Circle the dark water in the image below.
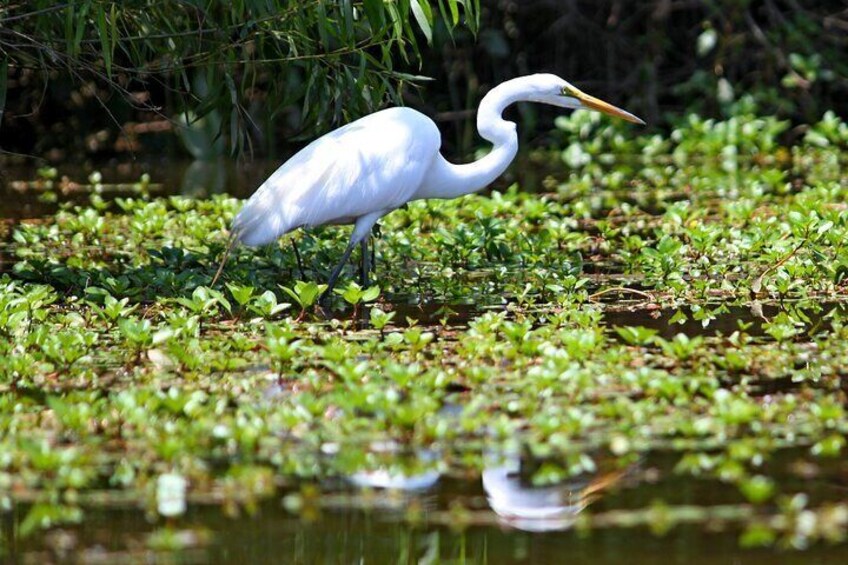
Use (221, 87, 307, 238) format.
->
(0, 158, 279, 220)
(6, 505, 844, 564)
(0, 151, 551, 220)
(4, 450, 846, 563)
(375, 301, 843, 342)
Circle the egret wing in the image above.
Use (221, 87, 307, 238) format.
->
(234, 108, 440, 246)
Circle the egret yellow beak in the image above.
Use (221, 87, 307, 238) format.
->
(572, 88, 645, 125)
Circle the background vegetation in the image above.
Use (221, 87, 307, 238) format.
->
(0, 0, 479, 158)
(1, 1, 846, 162)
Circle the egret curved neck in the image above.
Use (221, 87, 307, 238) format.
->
(416, 80, 526, 200)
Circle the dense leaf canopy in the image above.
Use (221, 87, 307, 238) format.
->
(0, 1, 478, 152)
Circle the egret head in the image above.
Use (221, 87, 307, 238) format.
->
(525, 74, 645, 125)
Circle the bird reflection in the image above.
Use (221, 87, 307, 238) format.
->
(347, 468, 441, 491)
(346, 446, 441, 492)
(483, 455, 626, 532)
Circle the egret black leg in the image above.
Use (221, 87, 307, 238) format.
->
(360, 238, 370, 288)
(320, 240, 357, 304)
(291, 239, 306, 280)
(370, 225, 379, 278)
(320, 212, 382, 306)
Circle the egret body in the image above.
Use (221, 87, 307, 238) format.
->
(219, 74, 643, 300)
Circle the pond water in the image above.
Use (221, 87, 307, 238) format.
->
(0, 151, 555, 219)
(0, 158, 275, 219)
(4, 449, 848, 563)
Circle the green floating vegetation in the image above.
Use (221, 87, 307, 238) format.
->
(2, 111, 848, 553)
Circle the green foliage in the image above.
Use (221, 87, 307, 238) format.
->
(3, 110, 848, 554)
(613, 325, 658, 346)
(334, 282, 380, 306)
(19, 504, 83, 538)
(281, 280, 326, 314)
(248, 290, 291, 319)
(369, 305, 396, 335)
(0, 1, 479, 151)
(175, 286, 231, 318)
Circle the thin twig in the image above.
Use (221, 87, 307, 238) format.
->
(211, 232, 239, 288)
(751, 240, 806, 294)
(0, 3, 68, 24)
(588, 286, 654, 301)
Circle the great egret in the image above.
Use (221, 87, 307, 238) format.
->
(214, 74, 643, 300)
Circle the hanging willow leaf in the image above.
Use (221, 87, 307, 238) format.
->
(0, 0, 481, 151)
(362, 0, 385, 32)
(446, 0, 460, 26)
(411, 0, 434, 44)
(96, 3, 112, 79)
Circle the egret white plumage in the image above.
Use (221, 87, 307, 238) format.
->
(213, 74, 643, 301)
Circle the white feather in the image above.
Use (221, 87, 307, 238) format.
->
(233, 107, 441, 246)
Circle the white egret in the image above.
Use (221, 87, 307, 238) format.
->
(213, 74, 643, 300)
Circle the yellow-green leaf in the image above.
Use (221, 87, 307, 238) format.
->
(96, 5, 112, 79)
(411, 0, 433, 44)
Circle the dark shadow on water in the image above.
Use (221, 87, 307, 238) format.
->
(0, 153, 550, 221)
(603, 301, 846, 340)
(0, 158, 282, 220)
(343, 299, 844, 343)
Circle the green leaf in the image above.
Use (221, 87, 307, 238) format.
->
(410, 0, 433, 44)
(385, 1, 403, 42)
(447, 0, 460, 25)
(341, 0, 354, 40)
(739, 475, 775, 504)
(226, 284, 254, 307)
(281, 281, 324, 310)
(335, 282, 363, 305)
(668, 310, 688, 325)
(362, 0, 385, 31)
(614, 325, 658, 346)
(387, 72, 434, 82)
(315, 1, 330, 50)
(296, 281, 323, 308)
(73, 2, 91, 60)
(280, 285, 302, 308)
(361, 285, 381, 303)
(110, 4, 119, 56)
(96, 4, 112, 79)
(20, 504, 83, 538)
(64, 4, 75, 54)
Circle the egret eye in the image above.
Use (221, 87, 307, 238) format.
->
(561, 86, 573, 96)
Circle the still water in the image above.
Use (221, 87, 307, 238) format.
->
(5, 450, 847, 563)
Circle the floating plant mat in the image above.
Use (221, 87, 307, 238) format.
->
(2, 112, 848, 560)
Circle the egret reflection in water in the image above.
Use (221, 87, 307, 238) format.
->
(346, 445, 441, 492)
(483, 454, 627, 532)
